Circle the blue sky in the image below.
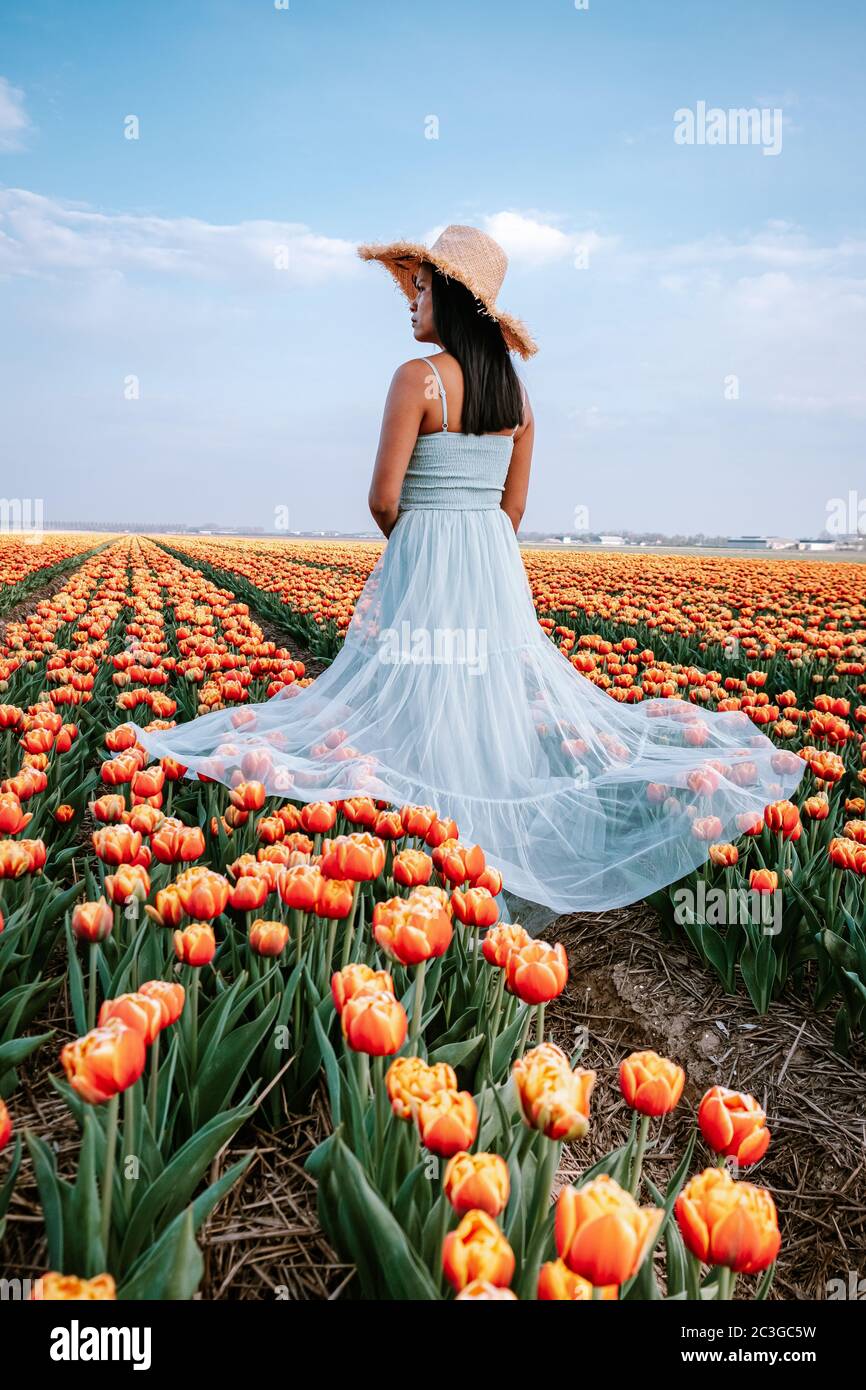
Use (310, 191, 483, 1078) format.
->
(1, 0, 864, 536)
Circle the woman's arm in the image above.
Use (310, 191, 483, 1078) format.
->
(368, 361, 426, 538)
(500, 391, 535, 533)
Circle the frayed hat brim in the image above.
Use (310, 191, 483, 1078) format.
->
(358, 240, 538, 359)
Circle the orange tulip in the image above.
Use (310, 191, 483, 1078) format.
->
(400, 804, 437, 837)
(314, 876, 355, 919)
(104, 863, 151, 906)
(451, 886, 499, 928)
(342, 796, 378, 827)
(249, 918, 289, 957)
(444, 1151, 510, 1218)
(61, 1018, 146, 1104)
(230, 875, 269, 911)
(173, 923, 217, 967)
(392, 848, 433, 887)
(474, 865, 503, 896)
(385, 1056, 457, 1120)
(675, 1167, 781, 1273)
(0, 793, 32, 834)
(331, 963, 394, 1014)
(175, 867, 231, 920)
(373, 810, 404, 840)
(71, 898, 113, 944)
(300, 801, 337, 834)
(505, 940, 568, 1004)
(555, 1175, 663, 1286)
(708, 843, 739, 868)
(749, 868, 779, 894)
(372, 893, 453, 966)
(147, 883, 184, 928)
(138, 978, 185, 1028)
(843, 819, 866, 846)
(513, 1042, 596, 1141)
(764, 799, 801, 841)
(442, 1210, 515, 1292)
(151, 822, 206, 864)
(436, 840, 486, 885)
(92, 824, 142, 865)
(0, 841, 34, 879)
(537, 1260, 617, 1301)
(98, 991, 164, 1046)
(320, 832, 385, 881)
(230, 780, 267, 811)
(278, 863, 322, 911)
(417, 1088, 478, 1157)
(454, 1281, 518, 1300)
(132, 766, 165, 800)
(424, 814, 459, 848)
(482, 921, 530, 967)
(619, 1049, 685, 1116)
(32, 1272, 117, 1301)
(124, 803, 164, 835)
(698, 1087, 770, 1167)
(341, 988, 408, 1055)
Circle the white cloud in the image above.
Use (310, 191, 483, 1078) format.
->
(662, 226, 866, 272)
(0, 77, 31, 152)
(482, 210, 610, 266)
(0, 188, 359, 284)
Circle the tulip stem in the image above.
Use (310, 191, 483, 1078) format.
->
(100, 1093, 120, 1261)
(293, 913, 305, 1048)
(373, 1056, 386, 1166)
(520, 1136, 561, 1299)
(188, 967, 200, 1131)
(87, 941, 99, 1031)
(148, 1031, 160, 1134)
(436, 1195, 452, 1298)
(535, 1003, 545, 1045)
(323, 917, 339, 990)
(517, 1005, 532, 1059)
(629, 1114, 651, 1197)
(122, 1081, 138, 1212)
(487, 968, 506, 1057)
(410, 960, 427, 1052)
(340, 883, 361, 972)
(717, 1266, 736, 1300)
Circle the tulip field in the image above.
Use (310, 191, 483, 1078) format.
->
(0, 531, 864, 1304)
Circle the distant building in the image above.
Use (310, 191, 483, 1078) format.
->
(598, 534, 626, 546)
(797, 539, 836, 551)
(726, 536, 767, 548)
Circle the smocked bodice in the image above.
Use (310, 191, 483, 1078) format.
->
(399, 432, 513, 512)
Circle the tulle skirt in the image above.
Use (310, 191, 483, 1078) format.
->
(128, 508, 805, 920)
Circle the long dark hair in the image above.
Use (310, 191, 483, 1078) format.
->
(428, 265, 524, 435)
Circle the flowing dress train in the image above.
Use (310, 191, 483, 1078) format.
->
(128, 362, 805, 923)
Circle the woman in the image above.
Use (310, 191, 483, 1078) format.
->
(128, 224, 803, 923)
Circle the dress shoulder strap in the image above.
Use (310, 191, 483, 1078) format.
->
(424, 357, 448, 432)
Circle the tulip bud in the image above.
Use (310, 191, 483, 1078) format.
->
(71, 898, 113, 944)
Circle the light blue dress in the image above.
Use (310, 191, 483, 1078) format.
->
(129, 359, 804, 920)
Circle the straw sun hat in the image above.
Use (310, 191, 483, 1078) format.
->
(358, 223, 538, 359)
